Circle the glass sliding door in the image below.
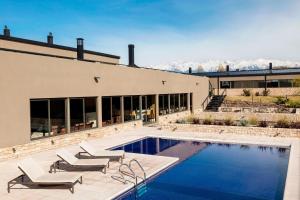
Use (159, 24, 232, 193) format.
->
(142, 95, 156, 123)
(84, 97, 97, 129)
(30, 100, 49, 139)
(132, 96, 141, 120)
(112, 96, 121, 124)
(159, 94, 169, 115)
(70, 98, 84, 132)
(50, 99, 66, 135)
(180, 93, 188, 111)
(102, 97, 112, 126)
(124, 96, 132, 122)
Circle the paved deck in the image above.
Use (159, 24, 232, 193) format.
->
(0, 127, 299, 200)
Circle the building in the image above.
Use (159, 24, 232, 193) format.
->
(0, 26, 208, 148)
(195, 63, 300, 96)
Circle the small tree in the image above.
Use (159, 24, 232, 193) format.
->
(292, 76, 300, 87)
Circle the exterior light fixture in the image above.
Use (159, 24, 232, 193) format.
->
(94, 76, 100, 83)
(196, 82, 199, 85)
(162, 80, 166, 85)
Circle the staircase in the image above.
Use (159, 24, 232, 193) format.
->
(205, 95, 225, 112)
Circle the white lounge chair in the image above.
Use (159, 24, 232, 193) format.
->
(79, 140, 125, 163)
(55, 149, 109, 174)
(8, 157, 82, 193)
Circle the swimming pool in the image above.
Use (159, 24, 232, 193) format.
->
(112, 137, 290, 200)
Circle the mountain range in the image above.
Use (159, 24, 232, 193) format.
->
(147, 59, 300, 73)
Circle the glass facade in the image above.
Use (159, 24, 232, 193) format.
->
(220, 79, 297, 89)
(30, 97, 97, 139)
(30, 93, 192, 139)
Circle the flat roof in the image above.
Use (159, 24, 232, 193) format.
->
(194, 67, 300, 77)
(0, 35, 120, 59)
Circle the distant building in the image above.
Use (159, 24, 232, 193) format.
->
(195, 64, 300, 96)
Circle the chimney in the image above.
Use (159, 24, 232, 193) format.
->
(188, 67, 192, 74)
(77, 38, 84, 60)
(47, 32, 53, 44)
(3, 25, 10, 37)
(128, 44, 135, 66)
(226, 65, 230, 72)
(269, 62, 272, 70)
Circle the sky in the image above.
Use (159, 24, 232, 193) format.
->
(0, 0, 299, 66)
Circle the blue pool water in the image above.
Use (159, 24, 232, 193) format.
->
(112, 138, 290, 200)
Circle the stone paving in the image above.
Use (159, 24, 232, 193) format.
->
(0, 127, 299, 200)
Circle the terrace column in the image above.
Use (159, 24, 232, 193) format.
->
(168, 94, 171, 114)
(120, 96, 124, 123)
(97, 97, 102, 127)
(178, 94, 181, 111)
(139, 95, 143, 120)
(264, 75, 267, 91)
(217, 76, 220, 95)
(187, 93, 191, 113)
(65, 98, 71, 133)
(155, 94, 159, 123)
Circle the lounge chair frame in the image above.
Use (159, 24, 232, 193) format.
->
(8, 168, 82, 194)
(52, 156, 109, 174)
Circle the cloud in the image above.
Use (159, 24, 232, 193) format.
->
(88, 0, 300, 67)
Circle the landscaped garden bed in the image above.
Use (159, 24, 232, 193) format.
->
(175, 115, 300, 129)
(220, 95, 300, 113)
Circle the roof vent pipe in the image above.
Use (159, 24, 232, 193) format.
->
(47, 32, 53, 44)
(128, 44, 135, 66)
(269, 62, 272, 70)
(3, 25, 10, 37)
(77, 38, 84, 60)
(188, 67, 192, 74)
(226, 65, 230, 72)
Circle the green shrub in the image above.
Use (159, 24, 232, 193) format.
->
(290, 121, 300, 129)
(274, 96, 288, 105)
(239, 119, 248, 126)
(258, 120, 268, 127)
(186, 115, 195, 123)
(242, 89, 251, 96)
(248, 116, 258, 126)
(274, 117, 290, 128)
(214, 120, 224, 125)
(286, 100, 300, 108)
(175, 119, 185, 124)
(192, 118, 200, 124)
(203, 115, 213, 125)
(224, 116, 234, 126)
(262, 89, 270, 96)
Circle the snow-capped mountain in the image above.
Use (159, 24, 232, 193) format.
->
(147, 59, 300, 73)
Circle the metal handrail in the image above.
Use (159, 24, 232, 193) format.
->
(119, 163, 136, 180)
(129, 159, 146, 182)
(118, 159, 146, 186)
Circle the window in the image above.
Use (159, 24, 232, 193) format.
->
(180, 94, 188, 111)
(124, 96, 141, 122)
(84, 97, 97, 129)
(159, 94, 169, 115)
(31, 97, 97, 139)
(50, 99, 66, 135)
(30, 100, 49, 139)
(102, 96, 121, 126)
(220, 81, 230, 88)
(70, 98, 84, 132)
(102, 97, 111, 126)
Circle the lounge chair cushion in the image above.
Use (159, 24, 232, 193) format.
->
(79, 141, 125, 157)
(18, 157, 46, 181)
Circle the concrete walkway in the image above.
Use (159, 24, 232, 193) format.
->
(0, 127, 298, 200)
